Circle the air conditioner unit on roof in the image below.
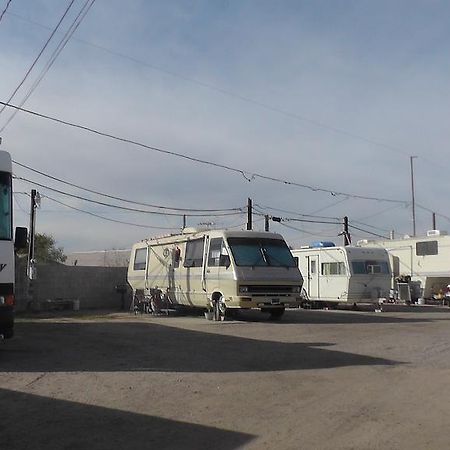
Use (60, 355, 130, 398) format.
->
(427, 230, 448, 237)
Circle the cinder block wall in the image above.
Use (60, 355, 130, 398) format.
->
(15, 260, 130, 312)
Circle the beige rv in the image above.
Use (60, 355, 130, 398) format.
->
(127, 228, 303, 319)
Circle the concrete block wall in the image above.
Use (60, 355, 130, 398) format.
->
(15, 259, 131, 312)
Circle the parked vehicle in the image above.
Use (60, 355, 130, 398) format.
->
(127, 228, 303, 319)
(358, 230, 450, 300)
(0, 151, 27, 340)
(292, 242, 391, 307)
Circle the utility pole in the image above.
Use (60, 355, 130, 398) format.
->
(264, 215, 269, 232)
(27, 189, 39, 280)
(432, 212, 436, 230)
(247, 197, 252, 230)
(342, 216, 351, 246)
(410, 156, 417, 236)
(182, 214, 186, 229)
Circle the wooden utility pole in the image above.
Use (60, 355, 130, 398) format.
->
(27, 189, 38, 279)
(343, 216, 351, 246)
(247, 198, 252, 230)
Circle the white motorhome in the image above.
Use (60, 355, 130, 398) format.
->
(0, 151, 27, 339)
(292, 243, 391, 306)
(127, 228, 303, 319)
(358, 231, 450, 299)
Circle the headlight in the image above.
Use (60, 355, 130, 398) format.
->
(239, 286, 249, 293)
(292, 286, 301, 293)
(0, 296, 4, 305)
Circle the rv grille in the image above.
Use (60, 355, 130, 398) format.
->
(246, 285, 293, 295)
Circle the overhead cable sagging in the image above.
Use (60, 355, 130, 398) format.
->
(1, 100, 408, 205)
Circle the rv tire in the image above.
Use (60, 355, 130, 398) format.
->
(269, 308, 285, 320)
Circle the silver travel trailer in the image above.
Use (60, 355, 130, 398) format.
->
(358, 230, 450, 300)
(127, 228, 303, 319)
(292, 242, 391, 306)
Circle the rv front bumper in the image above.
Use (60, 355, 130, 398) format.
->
(226, 295, 302, 309)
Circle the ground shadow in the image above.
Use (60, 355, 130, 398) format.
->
(0, 320, 399, 373)
(232, 307, 447, 324)
(0, 388, 254, 450)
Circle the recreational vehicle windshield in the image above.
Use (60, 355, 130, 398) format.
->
(127, 229, 303, 319)
(292, 244, 390, 305)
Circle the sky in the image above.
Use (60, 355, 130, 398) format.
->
(1, 0, 450, 253)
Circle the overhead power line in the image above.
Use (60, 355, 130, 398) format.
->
(348, 223, 388, 239)
(1, 100, 408, 205)
(42, 194, 179, 230)
(12, 159, 242, 213)
(14, 175, 244, 218)
(0, 10, 412, 159)
(254, 202, 339, 221)
(5, 10, 448, 175)
(0, 0, 12, 24)
(0, 0, 96, 132)
(0, 0, 76, 118)
(416, 203, 450, 225)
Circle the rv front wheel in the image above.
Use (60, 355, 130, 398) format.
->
(269, 308, 285, 320)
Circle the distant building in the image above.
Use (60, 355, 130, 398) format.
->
(64, 249, 130, 267)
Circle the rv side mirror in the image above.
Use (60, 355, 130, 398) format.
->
(14, 227, 28, 251)
(293, 256, 299, 266)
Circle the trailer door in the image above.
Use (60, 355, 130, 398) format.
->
(307, 255, 320, 299)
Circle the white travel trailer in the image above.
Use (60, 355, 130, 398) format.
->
(358, 231, 450, 299)
(292, 243, 391, 306)
(0, 151, 27, 339)
(127, 228, 303, 319)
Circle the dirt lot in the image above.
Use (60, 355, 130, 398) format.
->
(1, 305, 450, 450)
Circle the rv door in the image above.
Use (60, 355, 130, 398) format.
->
(307, 255, 320, 299)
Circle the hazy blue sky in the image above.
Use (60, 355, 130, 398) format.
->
(1, 0, 449, 252)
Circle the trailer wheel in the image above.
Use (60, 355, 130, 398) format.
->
(269, 308, 285, 320)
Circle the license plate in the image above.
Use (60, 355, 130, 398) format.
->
(271, 299, 280, 305)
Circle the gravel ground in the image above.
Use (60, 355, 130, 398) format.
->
(1, 305, 450, 450)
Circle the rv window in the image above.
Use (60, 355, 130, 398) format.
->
(352, 260, 389, 275)
(133, 248, 147, 271)
(321, 262, 346, 275)
(208, 238, 229, 267)
(184, 239, 204, 268)
(416, 241, 438, 256)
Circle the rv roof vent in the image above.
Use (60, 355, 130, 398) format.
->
(356, 239, 370, 246)
(310, 241, 335, 248)
(427, 229, 448, 237)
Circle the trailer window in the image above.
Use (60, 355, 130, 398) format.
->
(227, 237, 296, 267)
(208, 238, 229, 267)
(133, 248, 147, 271)
(352, 260, 389, 274)
(416, 241, 438, 256)
(321, 262, 346, 275)
(0, 172, 12, 241)
(184, 239, 204, 268)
